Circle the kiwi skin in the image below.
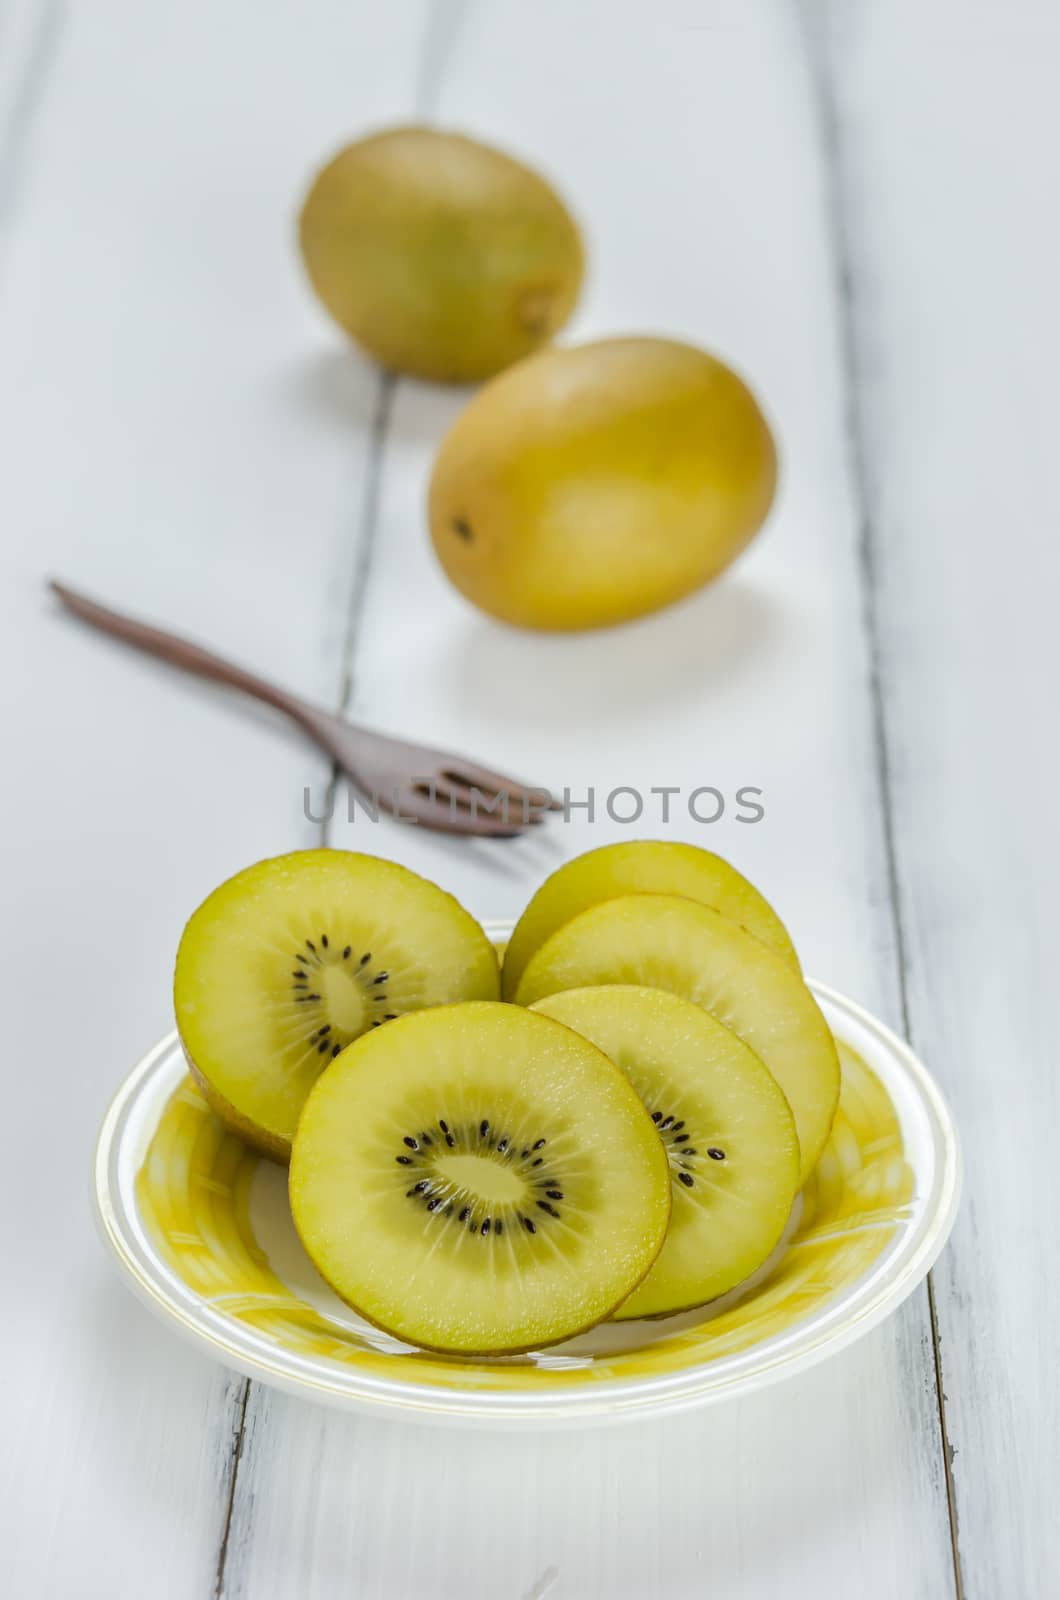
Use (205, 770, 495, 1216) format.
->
(288, 1006, 672, 1357)
(298, 126, 585, 384)
(183, 1054, 292, 1164)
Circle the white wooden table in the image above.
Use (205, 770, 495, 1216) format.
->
(2, 2, 1057, 1594)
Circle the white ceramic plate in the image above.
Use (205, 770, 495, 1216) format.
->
(94, 959, 960, 1427)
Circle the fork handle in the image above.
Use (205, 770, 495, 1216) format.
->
(49, 579, 325, 733)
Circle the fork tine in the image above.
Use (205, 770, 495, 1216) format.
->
(386, 786, 526, 838)
(439, 762, 563, 814)
(430, 778, 547, 829)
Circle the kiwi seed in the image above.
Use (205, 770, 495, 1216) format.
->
(528, 986, 801, 1322)
(649, 1105, 703, 1188)
(290, 935, 395, 1045)
(392, 1117, 567, 1241)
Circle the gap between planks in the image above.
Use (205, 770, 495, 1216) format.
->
(794, 2, 965, 1594)
(211, 6, 466, 1593)
(210, 358, 396, 1600)
(212, 1379, 252, 1600)
(0, 0, 65, 251)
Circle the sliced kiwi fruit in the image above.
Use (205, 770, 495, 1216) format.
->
(501, 841, 799, 1000)
(289, 1002, 671, 1354)
(530, 987, 800, 1318)
(514, 894, 839, 1182)
(174, 850, 499, 1162)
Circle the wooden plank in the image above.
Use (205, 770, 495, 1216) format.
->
(220, 3, 957, 1596)
(816, 2, 1060, 1594)
(0, 3, 425, 1596)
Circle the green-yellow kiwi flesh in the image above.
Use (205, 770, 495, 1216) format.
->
(289, 1003, 671, 1354)
(514, 894, 840, 1183)
(174, 850, 500, 1162)
(502, 840, 800, 999)
(531, 987, 800, 1318)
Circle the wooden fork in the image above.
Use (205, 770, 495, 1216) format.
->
(49, 581, 559, 838)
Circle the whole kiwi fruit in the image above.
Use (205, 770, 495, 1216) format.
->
(298, 126, 585, 384)
(428, 336, 778, 630)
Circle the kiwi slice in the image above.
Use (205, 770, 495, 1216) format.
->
(514, 894, 839, 1182)
(174, 850, 499, 1162)
(531, 987, 800, 1318)
(501, 841, 799, 999)
(289, 1003, 671, 1354)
